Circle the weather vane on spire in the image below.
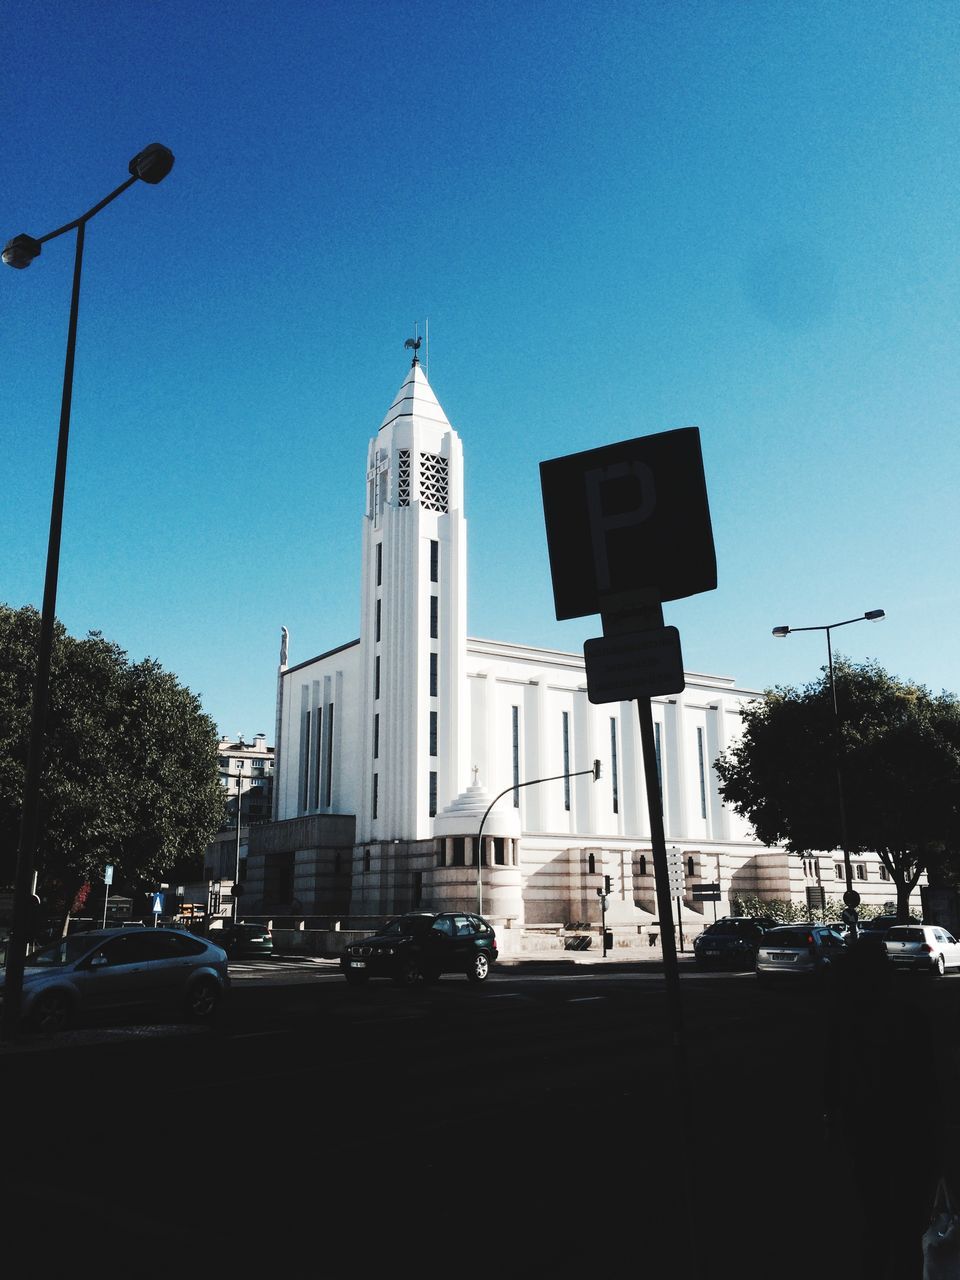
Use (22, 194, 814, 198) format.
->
(404, 335, 422, 366)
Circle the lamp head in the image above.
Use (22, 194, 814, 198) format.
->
(2, 233, 42, 269)
(128, 143, 175, 185)
(864, 609, 885, 621)
(772, 626, 790, 638)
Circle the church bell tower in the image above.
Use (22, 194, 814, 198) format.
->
(355, 347, 469, 844)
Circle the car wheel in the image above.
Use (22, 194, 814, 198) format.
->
(30, 989, 73, 1033)
(184, 977, 221, 1022)
(466, 951, 490, 983)
(393, 958, 423, 987)
(344, 969, 369, 986)
(933, 954, 946, 977)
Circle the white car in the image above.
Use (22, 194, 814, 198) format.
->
(884, 924, 960, 976)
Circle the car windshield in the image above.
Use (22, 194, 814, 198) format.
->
(889, 928, 925, 942)
(381, 916, 436, 937)
(26, 936, 100, 967)
(762, 929, 813, 948)
(704, 921, 758, 937)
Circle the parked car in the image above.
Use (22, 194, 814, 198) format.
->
(340, 911, 498, 986)
(693, 917, 773, 970)
(857, 915, 901, 939)
(4, 926, 230, 1033)
(755, 924, 848, 983)
(884, 924, 960, 976)
(206, 921, 274, 959)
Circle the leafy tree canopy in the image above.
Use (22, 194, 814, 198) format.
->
(0, 604, 225, 918)
(715, 659, 960, 921)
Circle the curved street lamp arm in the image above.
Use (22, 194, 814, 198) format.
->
(475, 762, 601, 915)
(37, 175, 139, 246)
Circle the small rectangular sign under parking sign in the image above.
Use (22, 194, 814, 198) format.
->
(583, 627, 685, 703)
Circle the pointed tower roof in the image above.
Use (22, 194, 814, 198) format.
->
(379, 360, 452, 434)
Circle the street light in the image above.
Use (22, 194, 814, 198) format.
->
(0, 144, 175, 1040)
(475, 760, 601, 916)
(772, 609, 885, 934)
(234, 760, 244, 922)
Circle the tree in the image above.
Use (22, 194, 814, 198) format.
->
(715, 659, 960, 922)
(0, 604, 225, 925)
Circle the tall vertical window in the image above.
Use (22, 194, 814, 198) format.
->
(609, 718, 619, 815)
(313, 707, 323, 808)
(375, 598, 381, 643)
(429, 652, 438, 697)
(562, 711, 571, 810)
(301, 710, 311, 812)
(372, 773, 378, 819)
(654, 721, 663, 804)
(429, 595, 438, 639)
(373, 712, 379, 759)
(374, 656, 380, 700)
(429, 710, 438, 756)
(325, 703, 334, 806)
(429, 771, 438, 817)
(376, 541, 382, 586)
(512, 705, 520, 807)
(430, 539, 439, 582)
(696, 726, 707, 820)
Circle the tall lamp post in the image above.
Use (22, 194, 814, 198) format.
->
(772, 609, 885, 935)
(0, 144, 175, 1040)
(234, 760, 244, 922)
(475, 760, 601, 916)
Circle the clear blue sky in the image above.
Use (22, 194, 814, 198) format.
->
(3, 0, 958, 743)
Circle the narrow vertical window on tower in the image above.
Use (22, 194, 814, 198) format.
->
(562, 711, 571, 811)
(313, 707, 323, 808)
(430, 652, 438, 697)
(374, 656, 381, 700)
(512, 706, 520, 807)
(325, 703, 334, 807)
(375, 598, 381, 643)
(697, 726, 707, 820)
(301, 710, 311, 813)
(372, 773, 379, 819)
(373, 712, 379, 759)
(430, 539, 439, 582)
(429, 771, 438, 817)
(376, 541, 382, 586)
(429, 710, 438, 756)
(610, 717, 619, 815)
(430, 595, 438, 639)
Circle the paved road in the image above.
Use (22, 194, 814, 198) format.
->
(3, 961, 957, 1280)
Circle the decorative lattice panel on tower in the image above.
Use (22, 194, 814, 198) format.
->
(397, 450, 411, 507)
(419, 452, 449, 512)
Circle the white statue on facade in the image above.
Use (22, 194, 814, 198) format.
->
(280, 626, 289, 667)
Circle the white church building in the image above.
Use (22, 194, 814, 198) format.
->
(246, 351, 902, 951)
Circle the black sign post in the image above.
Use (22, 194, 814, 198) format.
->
(541, 426, 717, 1278)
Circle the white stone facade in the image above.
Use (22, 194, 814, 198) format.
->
(263, 357, 917, 936)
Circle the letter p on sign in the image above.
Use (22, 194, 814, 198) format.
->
(540, 427, 717, 621)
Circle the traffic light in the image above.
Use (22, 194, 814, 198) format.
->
(593, 758, 602, 780)
(604, 875, 612, 895)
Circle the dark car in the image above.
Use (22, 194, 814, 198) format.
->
(206, 921, 274, 959)
(340, 911, 498, 986)
(4, 927, 230, 1032)
(693, 917, 772, 970)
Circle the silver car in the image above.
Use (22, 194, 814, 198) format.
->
(884, 924, 960, 976)
(5, 926, 230, 1032)
(756, 924, 848, 983)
